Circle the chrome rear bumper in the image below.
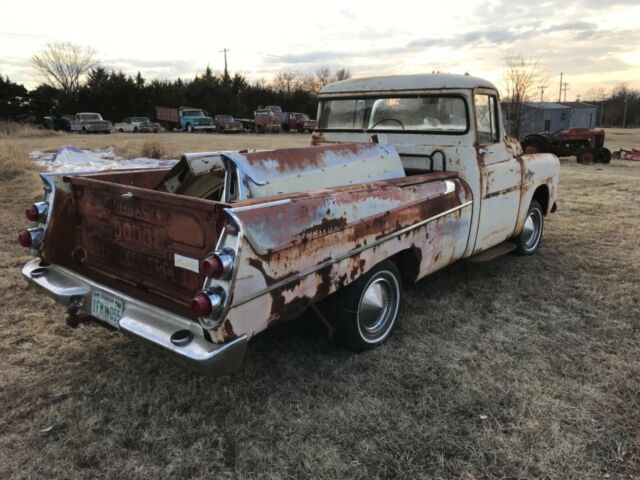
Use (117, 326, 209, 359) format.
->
(21, 259, 246, 375)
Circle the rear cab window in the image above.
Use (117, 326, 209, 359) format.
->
(317, 95, 468, 134)
(474, 93, 500, 144)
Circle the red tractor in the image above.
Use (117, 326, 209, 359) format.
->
(521, 128, 611, 164)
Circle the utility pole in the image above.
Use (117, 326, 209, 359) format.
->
(539, 85, 545, 102)
(600, 94, 605, 126)
(562, 82, 568, 102)
(623, 98, 628, 128)
(220, 48, 230, 78)
(558, 72, 563, 102)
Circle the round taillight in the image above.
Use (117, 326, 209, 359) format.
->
(191, 292, 212, 317)
(26, 205, 40, 222)
(201, 255, 224, 278)
(18, 230, 32, 247)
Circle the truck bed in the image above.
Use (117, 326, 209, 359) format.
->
(41, 165, 459, 319)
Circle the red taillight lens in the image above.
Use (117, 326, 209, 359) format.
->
(26, 205, 40, 221)
(18, 230, 32, 247)
(201, 255, 224, 278)
(191, 292, 212, 316)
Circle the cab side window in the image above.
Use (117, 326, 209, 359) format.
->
(475, 94, 500, 144)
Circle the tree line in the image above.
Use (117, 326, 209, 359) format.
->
(1, 42, 352, 123)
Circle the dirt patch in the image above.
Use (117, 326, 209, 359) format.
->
(0, 131, 638, 478)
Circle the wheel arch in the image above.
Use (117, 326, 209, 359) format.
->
(532, 184, 550, 215)
(389, 247, 422, 287)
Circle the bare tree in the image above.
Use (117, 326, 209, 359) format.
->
(32, 42, 97, 95)
(297, 73, 320, 93)
(315, 67, 331, 88)
(501, 52, 542, 139)
(334, 67, 351, 82)
(273, 71, 298, 94)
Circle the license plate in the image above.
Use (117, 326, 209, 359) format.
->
(91, 290, 123, 327)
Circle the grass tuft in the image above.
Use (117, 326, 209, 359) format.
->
(0, 143, 38, 180)
(0, 121, 60, 138)
(141, 141, 167, 159)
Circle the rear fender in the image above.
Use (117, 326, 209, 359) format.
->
(214, 176, 473, 341)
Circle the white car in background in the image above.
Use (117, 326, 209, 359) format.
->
(113, 117, 160, 133)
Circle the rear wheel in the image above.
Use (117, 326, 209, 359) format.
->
(577, 147, 597, 165)
(513, 200, 544, 255)
(599, 147, 612, 164)
(334, 260, 403, 352)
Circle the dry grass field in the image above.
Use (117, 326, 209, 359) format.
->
(0, 129, 639, 479)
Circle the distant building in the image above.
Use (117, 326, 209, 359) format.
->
(502, 102, 598, 138)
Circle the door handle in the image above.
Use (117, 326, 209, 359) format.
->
(478, 147, 488, 155)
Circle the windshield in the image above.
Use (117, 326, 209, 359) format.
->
(216, 115, 234, 123)
(183, 110, 204, 117)
(294, 113, 309, 120)
(317, 96, 468, 133)
(132, 117, 150, 123)
(78, 113, 101, 121)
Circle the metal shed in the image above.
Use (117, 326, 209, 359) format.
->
(502, 101, 598, 138)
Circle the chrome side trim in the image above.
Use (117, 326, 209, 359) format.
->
(231, 200, 473, 308)
(228, 198, 292, 213)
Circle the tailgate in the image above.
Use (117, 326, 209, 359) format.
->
(67, 176, 227, 306)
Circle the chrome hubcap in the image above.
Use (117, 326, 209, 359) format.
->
(522, 209, 542, 250)
(357, 274, 398, 342)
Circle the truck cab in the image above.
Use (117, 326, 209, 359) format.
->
(312, 73, 559, 255)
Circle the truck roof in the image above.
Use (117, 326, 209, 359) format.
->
(320, 73, 497, 95)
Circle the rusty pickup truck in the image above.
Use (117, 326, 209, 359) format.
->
(20, 74, 559, 375)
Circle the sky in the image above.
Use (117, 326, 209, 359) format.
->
(1, 0, 639, 100)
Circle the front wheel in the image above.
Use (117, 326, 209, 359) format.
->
(334, 260, 403, 352)
(599, 147, 612, 164)
(186, 123, 193, 133)
(513, 200, 544, 255)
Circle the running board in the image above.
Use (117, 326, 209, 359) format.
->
(467, 242, 516, 263)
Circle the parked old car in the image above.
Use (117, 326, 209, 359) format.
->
(19, 74, 559, 375)
(213, 115, 243, 133)
(254, 109, 281, 133)
(155, 106, 215, 132)
(286, 112, 316, 133)
(69, 112, 112, 134)
(113, 117, 161, 133)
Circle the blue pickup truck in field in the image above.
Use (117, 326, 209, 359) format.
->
(155, 106, 215, 132)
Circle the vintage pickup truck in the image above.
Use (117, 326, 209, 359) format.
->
(20, 74, 559, 375)
(155, 106, 215, 133)
(69, 112, 112, 134)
